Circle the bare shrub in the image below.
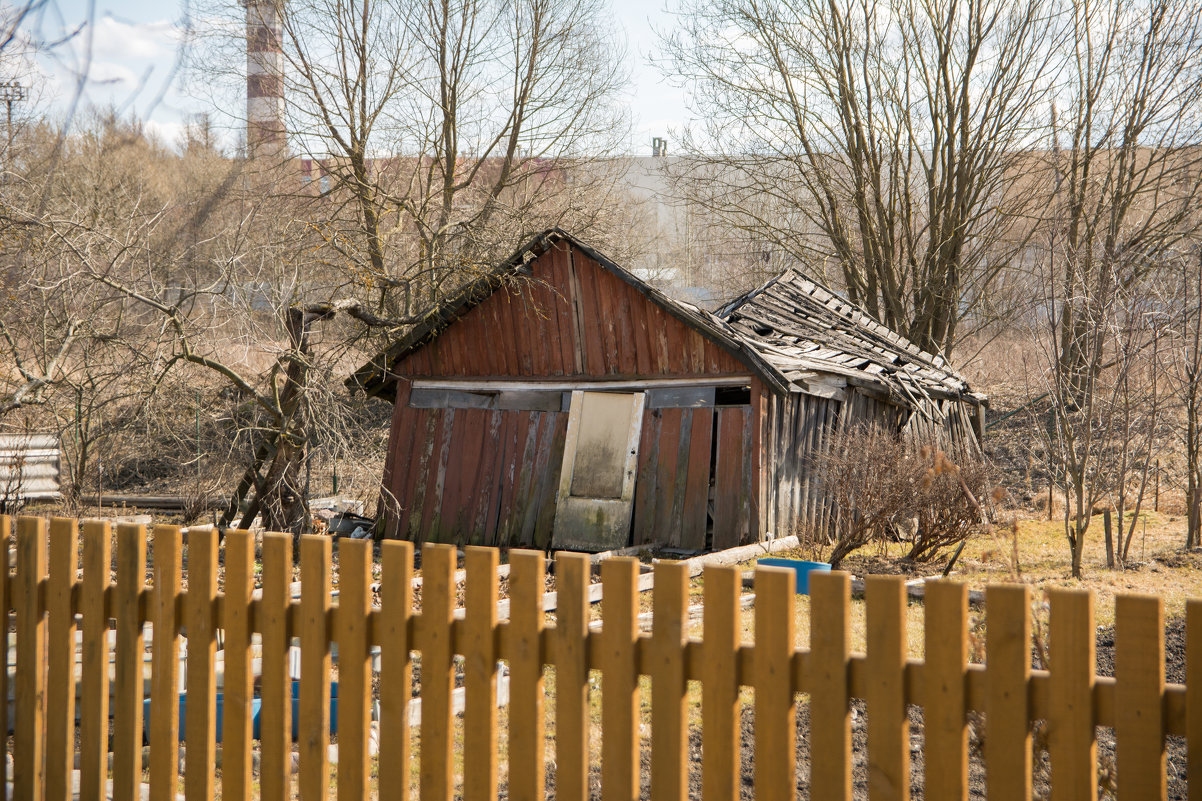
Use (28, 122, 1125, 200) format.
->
(817, 426, 992, 567)
(907, 448, 993, 563)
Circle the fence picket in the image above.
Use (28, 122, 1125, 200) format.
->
(600, 558, 639, 801)
(651, 561, 689, 801)
(865, 575, 909, 801)
(149, 525, 182, 801)
(15, 516, 47, 801)
(113, 524, 147, 801)
(1189, 598, 1202, 801)
(185, 526, 219, 801)
(299, 534, 333, 801)
(223, 530, 255, 801)
(464, 546, 500, 801)
(0, 515, 9, 793)
(811, 570, 852, 801)
(986, 584, 1032, 801)
(78, 520, 111, 801)
(506, 550, 545, 801)
(12, 512, 1202, 801)
(925, 581, 969, 801)
(1048, 588, 1096, 801)
(1115, 594, 1166, 800)
(754, 565, 796, 801)
(554, 552, 591, 801)
(379, 540, 414, 801)
(420, 543, 457, 801)
(337, 538, 373, 801)
(702, 566, 740, 801)
(45, 518, 78, 801)
(259, 533, 293, 801)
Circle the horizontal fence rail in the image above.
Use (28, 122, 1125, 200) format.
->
(2, 514, 1199, 801)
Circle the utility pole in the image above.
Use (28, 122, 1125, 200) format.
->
(0, 81, 27, 154)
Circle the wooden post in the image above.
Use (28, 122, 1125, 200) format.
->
(1187, 599, 1202, 799)
(1104, 509, 1115, 569)
(600, 558, 639, 801)
(753, 565, 796, 801)
(925, 581, 969, 801)
(299, 535, 332, 801)
(865, 575, 909, 801)
(463, 546, 500, 801)
(337, 538, 374, 801)
(1155, 459, 1161, 512)
(112, 524, 147, 801)
(419, 543, 456, 801)
(506, 550, 545, 801)
(15, 516, 47, 801)
(1048, 589, 1096, 801)
(223, 530, 256, 801)
(1116, 594, 1166, 799)
(650, 561, 689, 801)
(811, 571, 853, 801)
(554, 552, 591, 801)
(79, 520, 111, 801)
(702, 565, 741, 801)
(149, 525, 182, 801)
(259, 533, 293, 801)
(0, 515, 9, 793)
(378, 540, 414, 801)
(45, 518, 78, 801)
(185, 527, 219, 801)
(986, 584, 1032, 801)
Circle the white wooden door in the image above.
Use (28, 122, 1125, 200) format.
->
(551, 390, 645, 551)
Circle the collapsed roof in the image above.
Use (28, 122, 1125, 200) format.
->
(716, 270, 985, 407)
(352, 229, 984, 409)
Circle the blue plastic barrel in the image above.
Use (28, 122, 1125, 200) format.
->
(756, 558, 831, 595)
(143, 680, 339, 742)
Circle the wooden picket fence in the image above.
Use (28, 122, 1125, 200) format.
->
(2, 514, 1200, 801)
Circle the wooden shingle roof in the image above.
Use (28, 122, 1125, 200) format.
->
(352, 230, 983, 409)
(716, 270, 984, 406)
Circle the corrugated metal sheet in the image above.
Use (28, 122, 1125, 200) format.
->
(0, 434, 61, 502)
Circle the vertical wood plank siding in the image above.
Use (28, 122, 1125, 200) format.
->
(379, 239, 980, 548)
(381, 240, 757, 548)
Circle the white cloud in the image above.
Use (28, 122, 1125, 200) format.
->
(145, 118, 185, 147)
(88, 15, 182, 63)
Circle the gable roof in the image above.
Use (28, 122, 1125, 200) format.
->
(716, 270, 983, 405)
(350, 229, 789, 397)
(350, 229, 983, 409)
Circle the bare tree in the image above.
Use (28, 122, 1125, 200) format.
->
(658, 0, 1059, 354)
(1033, 0, 1202, 576)
(190, 0, 632, 314)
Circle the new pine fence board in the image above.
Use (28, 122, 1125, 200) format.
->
(3, 513, 1201, 801)
(600, 558, 639, 801)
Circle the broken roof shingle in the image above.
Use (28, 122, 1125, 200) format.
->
(714, 269, 981, 404)
(352, 230, 984, 409)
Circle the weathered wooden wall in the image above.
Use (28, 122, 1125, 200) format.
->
(760, 388, 981, 544)
(382, 381, 569, 546)
(763, 392, 843, 541)
(629, 404, 754, 551)
(381, 240, 759, 548)
(392, 242, 750, 380)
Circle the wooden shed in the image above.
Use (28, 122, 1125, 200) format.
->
(353, 230, 986, 551)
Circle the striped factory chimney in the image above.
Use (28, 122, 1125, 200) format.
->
(244, 0, 286, 157)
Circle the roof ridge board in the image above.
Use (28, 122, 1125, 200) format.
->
(715, 270, 791, 320)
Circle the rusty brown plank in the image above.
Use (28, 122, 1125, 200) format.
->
(681, 407, 713, 550)
(654, 408, 685, 545)
(713, 408, 747, 549)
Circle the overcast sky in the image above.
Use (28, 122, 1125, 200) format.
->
(21, 0, 691, 155)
